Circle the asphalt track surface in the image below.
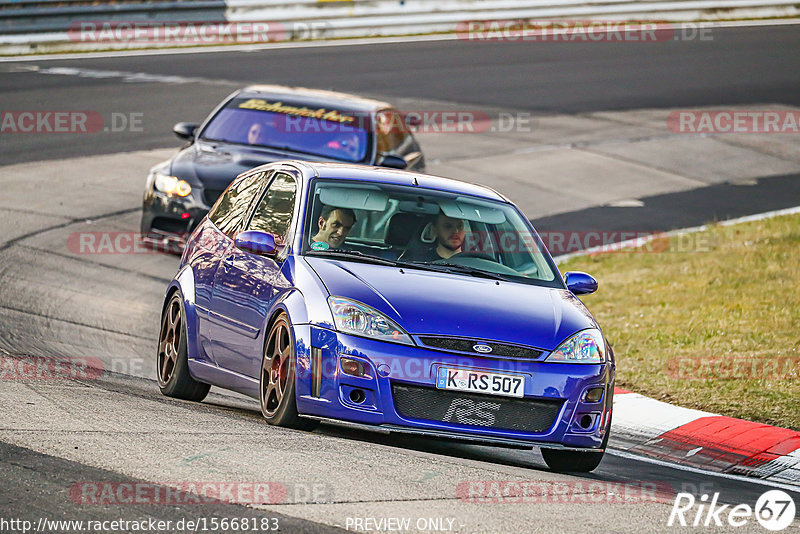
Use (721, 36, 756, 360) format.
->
(2, 24, 800, 165)
(1, 24, 800, 533)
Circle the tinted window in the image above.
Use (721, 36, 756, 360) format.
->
(201, 97, 371, 163)
(247, 173, 297, 245)
(208, 171, 265, 238)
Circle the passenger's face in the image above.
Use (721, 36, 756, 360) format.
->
(317, 210, 355, 248)
(435, 215, 465, 251)
(247, 123, 262, 145)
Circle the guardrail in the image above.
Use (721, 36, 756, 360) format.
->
(1, 0, 798, 54)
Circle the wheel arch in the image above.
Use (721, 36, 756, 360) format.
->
(163, 266, 203, 366)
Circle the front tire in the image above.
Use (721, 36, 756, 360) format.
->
(157, 292, 210, 402)
(541, 416, 610, 473)
(259, 313, 317, 430)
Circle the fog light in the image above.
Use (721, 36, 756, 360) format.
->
(584, 387, 604, 403)
(579, 414, 594, 429)
(349, 389, 366, 404)
(340, 357, 366, 377)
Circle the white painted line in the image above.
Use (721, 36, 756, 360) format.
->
(2, 18, 800, 63)
(0, 33, 458, 63)
(607, 448, 800, 493)
(555, 204, 800, 263)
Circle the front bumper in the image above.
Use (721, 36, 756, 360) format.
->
(294, 326, 614, 450)
(140, 184, 212, 242)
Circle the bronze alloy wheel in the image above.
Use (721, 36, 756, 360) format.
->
(157, 295, 182, 387)
(259, 313, 317, 429)
(156, 292, 210, 402)
(261, 317, 292, 417)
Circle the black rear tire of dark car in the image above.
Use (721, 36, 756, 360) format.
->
(541, 416, 610, 473)
(157, 292, 210, 402)
(259, 313, 318, 431)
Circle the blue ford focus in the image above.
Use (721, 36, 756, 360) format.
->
(157, 160, 615, 472)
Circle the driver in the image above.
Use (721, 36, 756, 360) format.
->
(404, 212, 465, 262)
(311, 205, 356, 249)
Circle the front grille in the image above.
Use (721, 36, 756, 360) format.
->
(419, 337, 543, 360)
(392, 383, 562, 433)
(203, 188, 225, 207)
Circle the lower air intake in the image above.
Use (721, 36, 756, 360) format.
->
(392, 383, 563, 433)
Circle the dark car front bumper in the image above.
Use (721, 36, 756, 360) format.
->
(141, 184, 222, 244)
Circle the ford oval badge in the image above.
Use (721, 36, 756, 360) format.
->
(473, 344, 492, 354)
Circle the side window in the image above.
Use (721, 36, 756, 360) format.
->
(376, 110, 411, 154)
(208, 171, 265, 238)
(247, 173, 297, 245)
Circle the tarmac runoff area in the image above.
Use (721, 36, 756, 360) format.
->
(1, 102, 800, 532)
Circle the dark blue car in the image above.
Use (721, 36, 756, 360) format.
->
(157, 161, 614, 472)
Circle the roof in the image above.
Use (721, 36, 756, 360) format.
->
(238, 85, 392, 113)
(287, 161, 507, 202)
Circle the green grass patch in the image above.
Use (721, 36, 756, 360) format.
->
(559, 213, 800, 429)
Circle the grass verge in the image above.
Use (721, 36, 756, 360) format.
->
(559, 212, 800, 429)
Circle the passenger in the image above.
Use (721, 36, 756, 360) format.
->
(247, 122, 265, 145)
(404, 213, 465, 262)
(311, 205, 356, 249)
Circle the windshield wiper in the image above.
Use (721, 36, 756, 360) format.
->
(305, 249, 400, 267)
(304, 251, 510, 281)
(427, 262, 513, 281)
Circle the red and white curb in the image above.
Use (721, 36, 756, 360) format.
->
(553, 206, 800, 487)
(611, 388, 800, 486)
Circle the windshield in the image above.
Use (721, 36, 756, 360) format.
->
(302, 180, 563, 287)
(201, 97, 371, 163)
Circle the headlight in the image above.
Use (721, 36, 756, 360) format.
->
(153, 172, 192, 197)
(328, 297, 414, 346)
(546, 329, 606, 364)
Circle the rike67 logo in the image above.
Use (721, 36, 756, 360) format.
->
(668, 490, 796, 530)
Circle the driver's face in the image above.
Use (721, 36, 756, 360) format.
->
(435, 215, 465, 251)
(317, 210, 355, 248)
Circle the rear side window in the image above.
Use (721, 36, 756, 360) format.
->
(208, 171, 265, 238)
(247, 173, 297, 245)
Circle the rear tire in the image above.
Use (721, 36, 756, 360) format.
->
(157, 292, 210, 402)
(259, 313, 318, 430)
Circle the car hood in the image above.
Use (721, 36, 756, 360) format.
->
(169, 141, 335, 189)
(304, 257, 598, 350)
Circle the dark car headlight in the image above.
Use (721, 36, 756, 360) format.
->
(545, 328, 606, 364)
(328, 297, 414, 346)
(153, 172, 192, 198)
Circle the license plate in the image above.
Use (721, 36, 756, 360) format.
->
(436, 367, 525, 398)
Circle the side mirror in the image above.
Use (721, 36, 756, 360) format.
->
(235, 231, 278, 256)
(564, 271, 598, 295)
(378, 154, 407, 170)
(173, 122, 198, 141)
